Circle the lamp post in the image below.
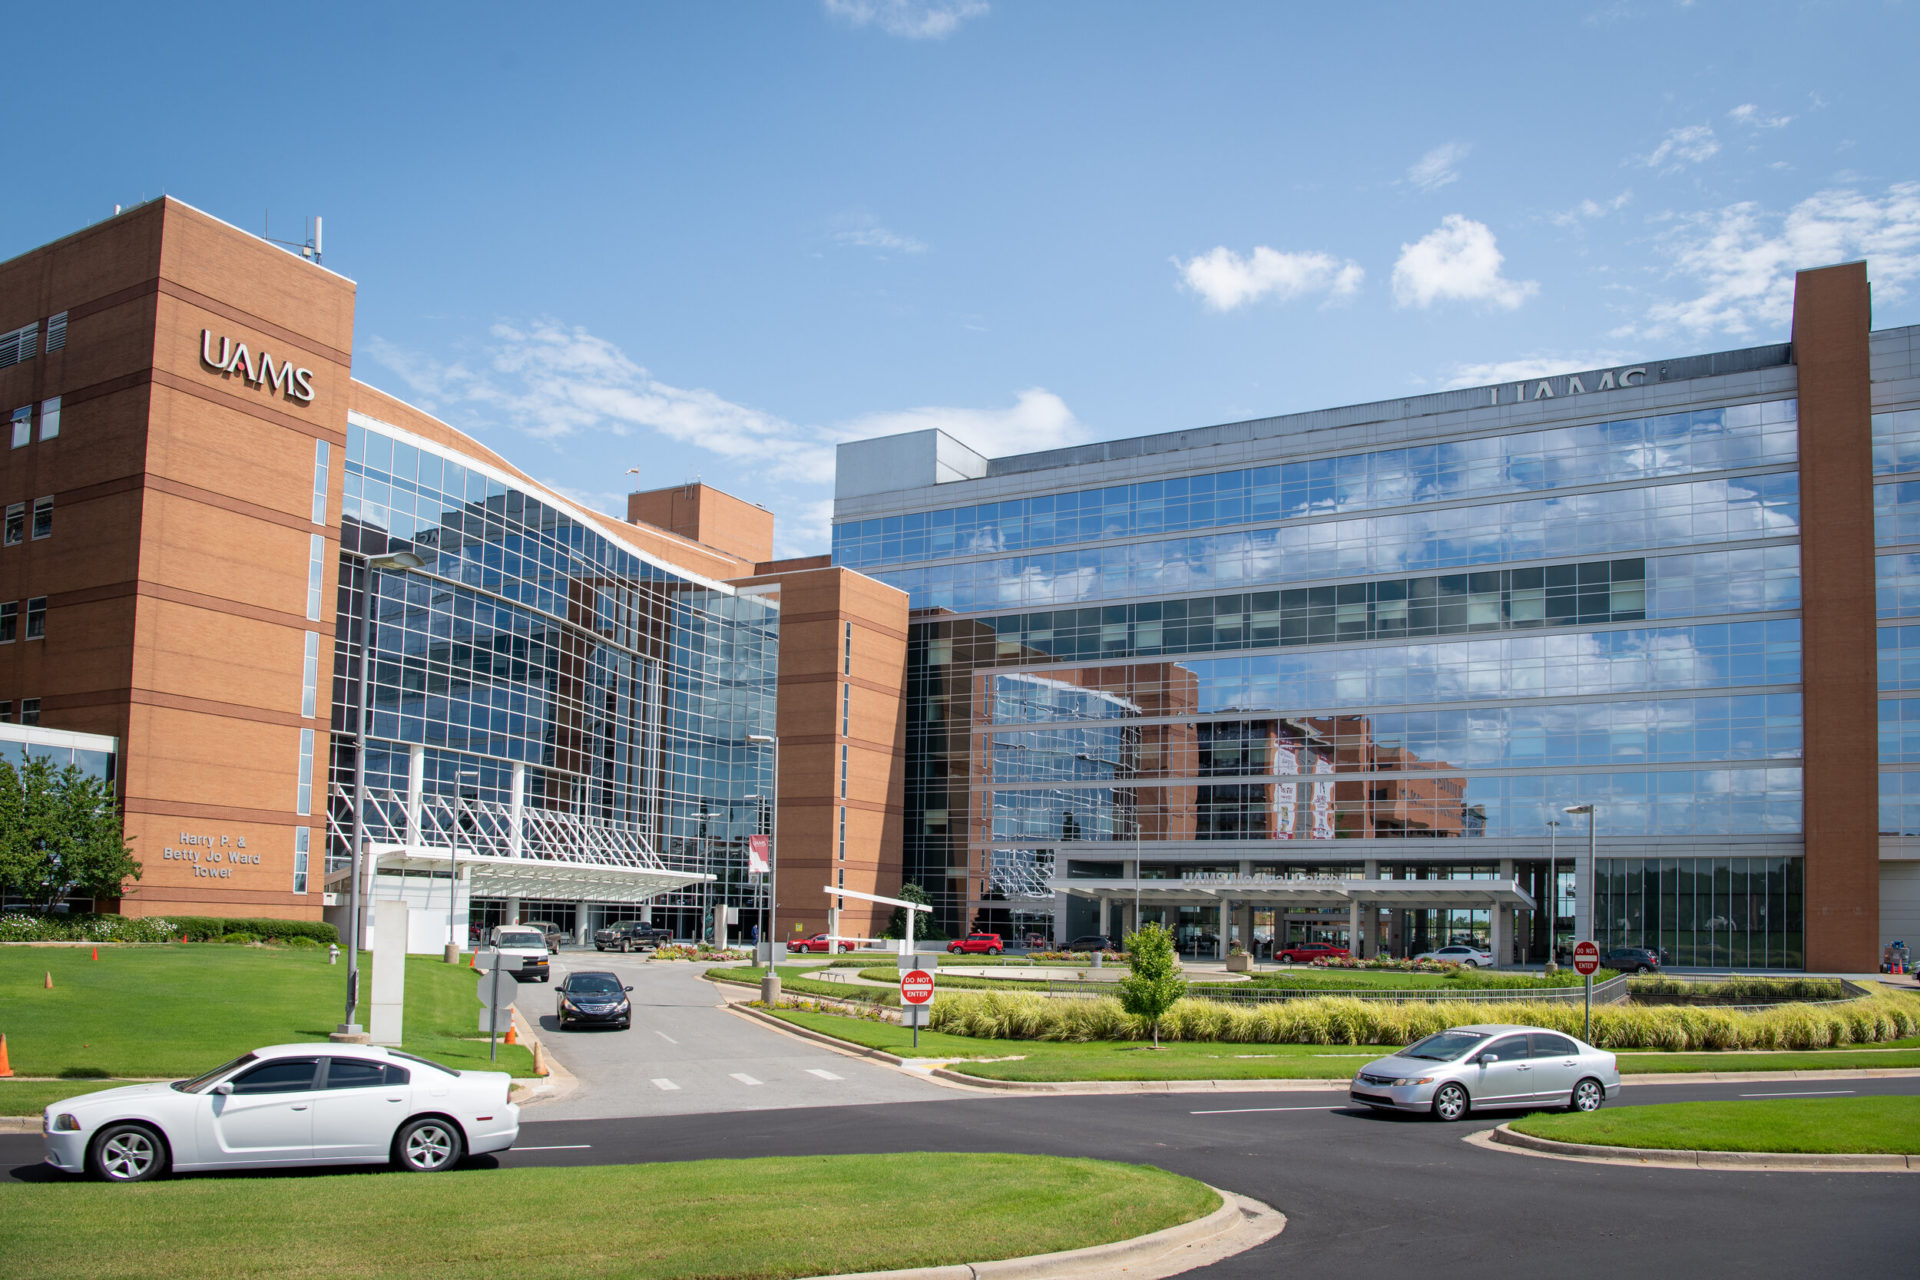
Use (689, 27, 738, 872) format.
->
(336, 549, 424, 1041)
(448, 767, 477, 963)
(747, 732, 779, 1002)
(1563, 803, 1598, 1042)
(1545, 817, 1560, 965)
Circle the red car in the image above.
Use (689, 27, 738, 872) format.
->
(787, 932, 854, 954)
(1274, 942, 1350, 964)
(947, 933, 1005, 955)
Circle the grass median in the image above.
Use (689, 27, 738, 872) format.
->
(770, 1007, 1920, 1083)
(1510, 1096, 1920, 1154)
(0, 1152, 1219, 1280)
(0, 944, 536, 1083)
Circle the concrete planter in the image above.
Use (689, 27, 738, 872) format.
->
(1225, 954, 1251, 972)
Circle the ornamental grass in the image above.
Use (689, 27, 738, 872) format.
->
(924, 990, 1920, 1051)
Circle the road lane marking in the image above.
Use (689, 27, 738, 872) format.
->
(1189, 1105, 1345, 1115)
(651, 1078, 680, 1091)
(731, 1072, 763, 1086)
(654, 1030, 679, 1045)
(513, 1145, 593, 1151)
(1739, 1089, 1856, 1097)
(807, 1068, 843, 1080)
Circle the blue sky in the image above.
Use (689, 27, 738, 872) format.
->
(8, 1, 1918, 554)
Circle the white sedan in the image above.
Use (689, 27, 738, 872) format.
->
(42, 1043, 519, 1182)
(1415, 944, 1496, 968)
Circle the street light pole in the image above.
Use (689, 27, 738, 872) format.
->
(1563, 803, 1597, 1042)
(449, 767, 477, 964)
(748, 733, 779, 998)
(336, 549, 423, 1040)
(1546, 818, 1560, 965)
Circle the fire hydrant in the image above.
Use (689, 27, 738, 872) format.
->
(328, 943, 341, 966)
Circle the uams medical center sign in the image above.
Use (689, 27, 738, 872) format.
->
(199, 330, 317, 404)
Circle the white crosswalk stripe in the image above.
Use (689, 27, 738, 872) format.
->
(651, 1078, 679, 1091)
(730, 1072, 763, 1086)
(807, 1068, 843, 1080)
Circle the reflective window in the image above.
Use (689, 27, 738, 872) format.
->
(3, 504, 19, 545)
(296, 728, 314, 816)
(323, 1057, 405, 1089)
(30, 497, 51, 541)
(312, 438, 332, 526)
(37, 396, 59, 441)
(301, 631, 321, 718)
(1595, 856, 1802, 969)
(292, 827, 309, 895)
(9, 406, 28, 449)
(230, 1058, 319, 1094)
(1874, 408, 1920, 476)
(836, 401, 1798, 573)
(306, 533, 326, 621)
(25, 597, 44, 640)
(1879, 625, 1920, 690)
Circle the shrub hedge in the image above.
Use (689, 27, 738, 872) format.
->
(0, 913, 338, 945)
(1626, 975, 1848, 1002)
(925, 990, 1920, 1051)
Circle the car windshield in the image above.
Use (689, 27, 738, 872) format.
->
(174, 1052, 257, 1093)
(569, 975, 624, 994)
(497, 931, 543, 947)
(1401, 1031, 1491, 1062)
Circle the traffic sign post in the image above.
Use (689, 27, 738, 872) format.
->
(474, 961, 520, 1062)
(1572, 940, 1600, 1041)
(897, 953, 936, 1048)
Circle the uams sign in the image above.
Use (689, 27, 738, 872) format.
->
(1488, 366, 1647, 406)
(199, 330, 316, 404)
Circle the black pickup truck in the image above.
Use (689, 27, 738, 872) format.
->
(594, 920, 674, 952)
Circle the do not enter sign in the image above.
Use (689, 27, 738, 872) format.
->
(1572, 940, 1600, 976)
(900, 968, 936, 1005)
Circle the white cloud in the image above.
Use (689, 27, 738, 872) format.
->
(1728, 103, 1793, 130)
(1408, 142, 1470, 192)
(1620, 181, 1920, 340)
(1442, 351, 1640, 390)
(1551, 190, 1633, 227)
(364, 321, 1084, 554)
(1641, 123, 1719, 172)
(831, 216, 928, 255)
(1175, 246, 1364, 311)
(823, 0, 987, 38)
(1391, 215, 1538, 309)
(832, 388, 1089, 458)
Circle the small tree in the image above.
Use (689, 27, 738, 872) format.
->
(0, 757, 140, 912)
(877, 882, 948, 942)
(1118, 921, 1186, 1049)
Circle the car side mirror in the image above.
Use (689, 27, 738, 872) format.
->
(214, 1082, 234, 1095)
(625, 986, 634, 992)
(1477, 1053, 1499, 1065)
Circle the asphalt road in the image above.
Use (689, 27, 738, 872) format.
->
(519, 954, 948, 1119)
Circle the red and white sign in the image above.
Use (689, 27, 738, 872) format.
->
(1572, 940, 1600, 976)
(748, 834, 770, 875)
(900, 968, 936, 1005)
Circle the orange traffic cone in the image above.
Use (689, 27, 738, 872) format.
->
(44, 971, 52, 990)
(468, 951, 475, 968)
(0, 1034, 12, 1078)
(504, 1022, 519, 1046)
(91, 946, 98, 961)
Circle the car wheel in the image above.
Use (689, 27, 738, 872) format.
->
(595, 945, 605, 952)
(1430, 1083, 1470, 1123)
(620, 940, 630, 954)
(1462, 960, 1478, 968)
(989, 947, 1002, 955)
(1570, 1079, 1606, 1113)
(90, 1122, 168, 1182)
(393, 1117, 465, 1172)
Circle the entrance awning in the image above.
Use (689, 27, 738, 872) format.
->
(1054, 876, 1535, 911)
(359, 843, 712, 903)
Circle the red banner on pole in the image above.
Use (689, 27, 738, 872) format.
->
(748, 833, 770, 875)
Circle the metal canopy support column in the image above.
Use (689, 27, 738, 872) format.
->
(1348, 899, 1363, 956)
(509, 762, 526, 860)
(1218, 897, 1231, 959)
(1491, 902, 1511, 970)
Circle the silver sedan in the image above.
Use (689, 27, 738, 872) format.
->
(1349, 1023, 1621, 1122)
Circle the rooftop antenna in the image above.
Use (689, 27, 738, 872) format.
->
(261, 209, 324, 265)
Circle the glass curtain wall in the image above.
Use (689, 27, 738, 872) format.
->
(330, 418, 778, 937)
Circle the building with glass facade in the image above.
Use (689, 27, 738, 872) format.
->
(0, 198, 907, 949)
(835, 263, 1905, 971)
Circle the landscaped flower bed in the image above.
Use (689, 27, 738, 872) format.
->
(926, 989, 1920, 1050)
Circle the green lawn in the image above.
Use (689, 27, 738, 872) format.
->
(1511, 1096, 1920, 1154)
(772, 1009, 1392, 1079)
(0, 1153, 1218, 1280)
(0, 1080, 126, 1116)
(0, 945, 536, 1079)
(771, 1008, 1920, 1083)
(709, 964, 901, 1005)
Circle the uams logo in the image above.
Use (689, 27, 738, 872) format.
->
(199, 330, 316, 404)
(1488, 366, 1647, 405)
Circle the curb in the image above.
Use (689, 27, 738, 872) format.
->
(729, 1007, 1920, 1093)
(805, 1185, 1284, 1280)
(1482, 1123, 1919, 1172)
